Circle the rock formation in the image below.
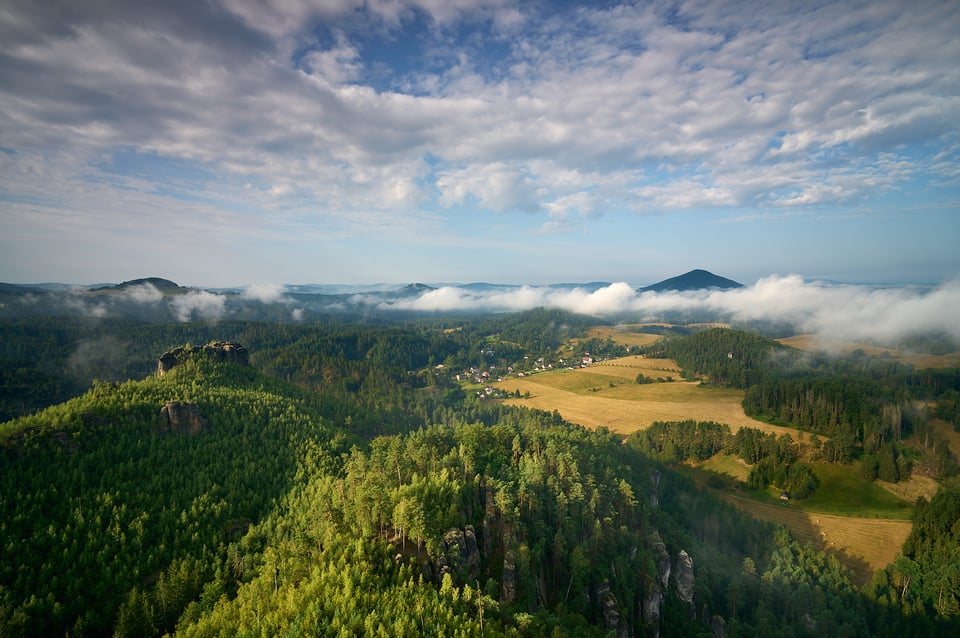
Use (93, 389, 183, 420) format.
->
(159, 401, 209, 434)
(501, 550, 517, 603)
(596, 579, 629, 637)
(437, 525, 481, 583)
(157, 341, 249, 376)
(674, 549, 696, 607)
(642, 531, 673, 637)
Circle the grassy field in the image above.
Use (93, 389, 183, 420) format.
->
(495, 345, 929, 585)
(680, 459, 914, 584)
(584, 326, 663, 348)
(778, 334, 960, 368)
(717, 492, 912, 585)
(497, 358, 810, 438)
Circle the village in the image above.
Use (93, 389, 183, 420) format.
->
(446, 351, 601, 400)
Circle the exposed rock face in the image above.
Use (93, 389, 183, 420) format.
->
(157, 341, 249, 376)
(437, 525, 481, 582)
(649, 469, 662, 509)
(159, 401, 208, 434)
(674, 549, 695, 606)
(642, 531, 672, 637)
(711, 614, 727, 638)
(501, 550, 517, 603)
(596, 579, 629, 636)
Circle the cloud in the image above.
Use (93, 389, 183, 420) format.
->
(169, 291, 227, 322)
(242, 283, 290, 303)
(122, 283, 163, 303)
(377, 277, 960, 345)
(0, 0, 956, 284)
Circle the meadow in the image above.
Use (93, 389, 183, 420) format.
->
(778, 334, 960, 368)
(498, 355, 810, 439)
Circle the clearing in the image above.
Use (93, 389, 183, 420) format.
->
(777, 334, 960, 368)
(684, 457, 915, 585)
(497, 355, 811, 439)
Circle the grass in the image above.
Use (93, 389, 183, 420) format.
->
(777, 334, 960, 368)
(497, 361, 808, 438)
(677, 459, 915, 585)
(801, 463, 915, 519)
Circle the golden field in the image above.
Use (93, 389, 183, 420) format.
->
(497, 355, 810, 439)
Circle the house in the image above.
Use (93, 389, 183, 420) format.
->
(779, 491, 790, 501)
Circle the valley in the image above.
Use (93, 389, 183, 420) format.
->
(493, 325, 959, 587)
(0, 301, 958, 636)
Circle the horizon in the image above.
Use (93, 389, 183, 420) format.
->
(3, 268, 955, 290)
(1, 1, 959, 286)
(4, 272, 960, 347)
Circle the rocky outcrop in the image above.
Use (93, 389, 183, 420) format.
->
(501, 549, 517, 603)
(711, 614, 727, 638)
(159, 401, 208, 434)
(649, 469, 662, 508)
(642, 531, 672, 637)
(674, 549, 695, 607)
(596, 579, 629, 637)
(157, 341, 249, 376)
(437, 525, 481, 582)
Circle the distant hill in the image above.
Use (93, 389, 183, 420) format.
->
(102, 277, 182, 291)
(640, 269, 744, 293)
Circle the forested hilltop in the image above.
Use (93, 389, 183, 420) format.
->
(1, 315, 958, 636)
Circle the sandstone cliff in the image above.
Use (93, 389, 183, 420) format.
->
(157, 341, 249, 376)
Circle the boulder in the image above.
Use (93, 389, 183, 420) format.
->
(159, 401, 208, 434)
(438, 525, 481, 583)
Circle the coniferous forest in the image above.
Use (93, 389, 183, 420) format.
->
(1, 314, 959, 637)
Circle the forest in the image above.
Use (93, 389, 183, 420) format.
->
(1, 314, 959, 636)
(649, 328, 960, 480)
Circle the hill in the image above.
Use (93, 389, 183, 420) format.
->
(639, 269, 744, 293)
(96, 277, 184, 292)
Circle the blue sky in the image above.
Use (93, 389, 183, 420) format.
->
(1, 0, 958, 287)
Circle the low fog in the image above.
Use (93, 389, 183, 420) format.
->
(377, 275, 960, 346)
(6, 275, 959, 349)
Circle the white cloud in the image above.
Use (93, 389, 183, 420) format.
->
(0, 0, 956, 282)
(122, 283, 163, 304)
(378, 277, 960, 345)
(243, 283, 290, 303)
(169, 291, 227, 322)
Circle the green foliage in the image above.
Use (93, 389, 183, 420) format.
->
(867, 489, 960, 620)
(1, 317, 957, 637)
(649, 327, 784, 388)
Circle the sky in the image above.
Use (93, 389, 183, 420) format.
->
(1, 0, 958, 288)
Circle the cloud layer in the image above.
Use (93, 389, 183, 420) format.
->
(0, 1, 957, 284)
(379, 276, 960, 345)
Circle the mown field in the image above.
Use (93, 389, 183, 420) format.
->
(497, 355, 810, 438)
(778, 334, 960, 368)
(679, 456, 918, 585)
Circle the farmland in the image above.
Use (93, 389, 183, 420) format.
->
(495, 339, 939, 586)
(497, 354, 811, 439)
(778, 334, 960, 368)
